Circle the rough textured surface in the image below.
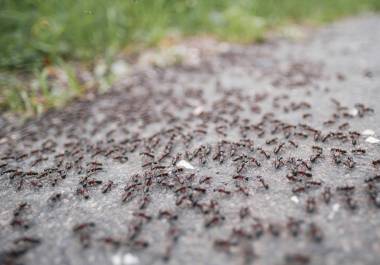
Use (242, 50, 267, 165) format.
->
(1, 16, 380, 265)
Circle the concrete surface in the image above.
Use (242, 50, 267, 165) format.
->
(1, 15, 380, 265)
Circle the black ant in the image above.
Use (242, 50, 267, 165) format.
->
(306, 197, 317, 213)
(251, 221, 265, 239)
(274, 142, 285, 154)
(307, 222, 323, 243)
(101, 180, 114, 193)
(239, 207, 250, 219)
(133, 212, 152, 222)
(233, 175, 249, 181)
(214, 188, 231, 195)
(266, 138, 278, 145)
(365, 175, 380, 183)
(257, 148, 270, 159)
(76, 187, 89, 199)
(287, 218, 302, 237)
(48, 193, 62, 204)
(205, 215, 225, 228)
(274, 157, 285, 169)
(236, 186, 250, 196)
(73, 222, 95, 232)
(351, 148, 366, 154)
(338, 122, 349, 130)
(268, 223, 281, 237)
(158, 210, 178, 221)
(285, 254, 310, 265)
(373, 160, 380, 167)
(213, 239, 236, 252)
(98, 237, 121, 247)
(257, 176, 269, 189)
(322, 187, 332, 204)
(336, 185, 355, 192)
(345, 195, 357, 211)
(288, 140, 298, 148)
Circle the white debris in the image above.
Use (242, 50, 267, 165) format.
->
(362, 129, 375, 136)
(366, 136, 380, 144)
(176, 160, 195, 170)
(123, 253, 139, 265)
(193, 106, 204, 116)
(328, 203, 340, 220)
(111, 253, 122, 265)
(112, 253, 139, 265)
(94, 63, 107, 77)
(111, 60, 129, 76)
(290, 196, 299, 204)
(348, 108, 358, 116)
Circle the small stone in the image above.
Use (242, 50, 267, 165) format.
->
(362, 129, 375, 136)
(291, 196, 299, 204)
(176, 160, 195, 170)
(366, 136, 380, 144)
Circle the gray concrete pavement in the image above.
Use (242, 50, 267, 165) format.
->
(1, 15, 380, 265)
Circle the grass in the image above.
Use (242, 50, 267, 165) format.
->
(1, 0, 380, 115)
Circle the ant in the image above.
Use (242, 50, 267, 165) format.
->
(101, 180, 114, 193)
(214, 188, 231, 195)
(139, 195, 151, 210)
(274, 142, 285, 154)
(73, 222, 95, 248)
(205, 215, 225, 228)
(48, 193, 62, 204)
(296, 170, 312, 178)
(158, 210, 178, 221)
(336, 185, 355, 192)
(236, 186, 250, 197)
(13, 237, 41, 245)
(274, 157, 285, 169)
(285, 254, 310, 265)
(365, 175, 380, 183)
(98, 237, 121, 248)
(287, 218, 302, 237)
(233, 175, 249, 181)
(131, 240, 149, 250)
(343, 157, 355, 169)
(232, 227, 253, 239)
(307, 223, 323, 243)
(303, 113, 312, 119)
(344, 195, 357, 211)
(73, 222, 95, 232)
(133, 212, 152, 222)
(373, 160, 380, 167)
(268, 223, 281, 237)
(239, 207, 250, 219)
(214, 239, 236, 252)
(338, 122, 350, 130)
(251, 221, 265, 239)
(193, 187, 207, 193)
(351, 148, 366, 154)
(122, 190, 136, 203)
(266, 138, 278, 145)
(76, 187, 89, 199)
(318, 188, 330, 204)
(288, 140, 298, 148)
(257, 148, 270, 159)
(292, 186, 306, 194)
(306, 198, 317, 213)
(257, 176, 269, 189)
(366, 184, 380, 207)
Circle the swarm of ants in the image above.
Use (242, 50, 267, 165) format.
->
(0, 55, 379, 265)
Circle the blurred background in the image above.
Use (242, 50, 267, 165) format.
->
(1, 0, 380, 115)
